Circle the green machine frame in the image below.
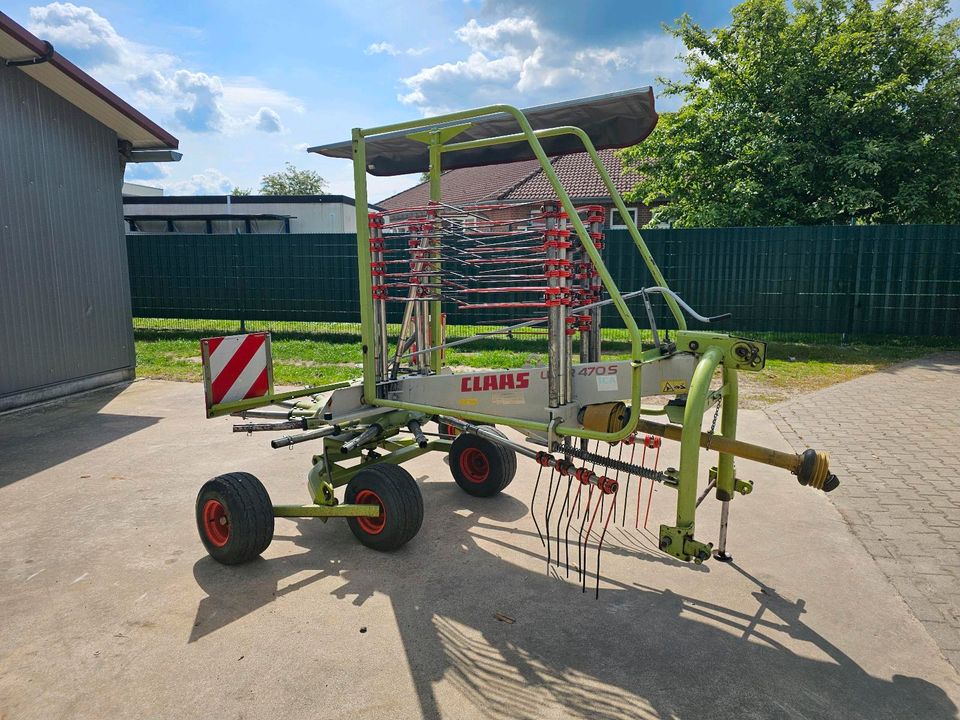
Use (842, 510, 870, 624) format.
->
(206, 90, 838, 566)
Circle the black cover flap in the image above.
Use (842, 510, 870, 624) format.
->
(309, 87, 657, 176)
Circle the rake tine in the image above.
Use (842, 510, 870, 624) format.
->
(577, 485, 594, 583)
(610, 441, 630, 525)
(636, 441, 648, 530)
(622, 438, 636, 526)
(564, 482, 584, 578)
(643, 441, 661, 531)
(544, 465, 558, 572)
(583, 489, 604, 593)
(556, 474, 573, 568)
(599, 443, 613, 523)
(596, 492, 617, 599)
(531, 462, 545, 546)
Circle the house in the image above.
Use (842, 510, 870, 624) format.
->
(123, 194, 364, 234)
(0, 11, 180, 411)
(377, 149, 652, 229)
(122, 182, 164, 197)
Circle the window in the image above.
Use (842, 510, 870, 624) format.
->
(609, 207, 638, 229)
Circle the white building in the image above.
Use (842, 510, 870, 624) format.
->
(122, 194, 363, 234)
(122, 181, 163, 197)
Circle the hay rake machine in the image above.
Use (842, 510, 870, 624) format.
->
(195, 88, 839, 593)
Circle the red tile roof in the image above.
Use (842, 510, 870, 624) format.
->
(505, 149, 637, 201)
(377, 149, 639, 210)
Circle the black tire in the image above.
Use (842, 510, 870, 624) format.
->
(345, 464, 423, 551)
(196, 472, 274, 565)
(449, 429, 517, 497)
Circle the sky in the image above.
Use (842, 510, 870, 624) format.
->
(6, 1, 743, 201)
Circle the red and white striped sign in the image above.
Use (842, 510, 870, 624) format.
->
(201, 332, 271, 410)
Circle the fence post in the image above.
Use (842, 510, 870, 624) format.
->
(840, 231, 858, 344)
(234, 229, 246, 332)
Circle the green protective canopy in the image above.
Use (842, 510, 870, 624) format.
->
(308, 87, 657, 177)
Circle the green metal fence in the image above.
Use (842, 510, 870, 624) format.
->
(128, 225, 960, 342)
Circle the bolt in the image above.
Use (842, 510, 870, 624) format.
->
(689, 340, 699, 351)
(659, 536, 672, 549)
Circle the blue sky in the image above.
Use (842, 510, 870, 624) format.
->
(6, 1, 741, 201)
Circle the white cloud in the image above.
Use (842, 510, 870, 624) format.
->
(219, 78, 304, 115)
(29, 2, 125, 65)
(123, 162, 170, 181)
(455, 17, 539, 55)
(365, 41, 427, 57)
(134, 69, 226, 132)
(159, 168, 234, 195)
(399, 15, 681, 114)
(251, 106, 284, 133)
(27, 3, 296, 135)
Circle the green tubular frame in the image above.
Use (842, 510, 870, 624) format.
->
(351, 105, 690, 443)
(717, 365, 738, 502)
(347, 103, 747, 556)
(677, 347, 724, 529)
(206, 381, 350, 418)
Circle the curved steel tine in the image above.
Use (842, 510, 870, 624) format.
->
(530, 463, 545, 547)
(544, 466, 558, 572)
(596, 492, 617, 599)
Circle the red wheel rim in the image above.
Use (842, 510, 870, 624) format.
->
(202, 499, 230, 547)
(354, 489, 386, 535)
(459, 447, 490, 484)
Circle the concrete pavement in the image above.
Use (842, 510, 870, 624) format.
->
(1, 379, 957, 719)
(770, 352, 960, 673)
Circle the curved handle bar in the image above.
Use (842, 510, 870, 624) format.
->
(644, 287, 732, 324)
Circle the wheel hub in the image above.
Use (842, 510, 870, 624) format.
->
(202, 499, 230, 547)
(459, 447, 490, 483)
(354, 489, 386, 535)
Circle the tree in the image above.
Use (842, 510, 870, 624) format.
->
(259, 163, 328, 195)
(619, 0, 960, 226)
(230, 187, 252, 196)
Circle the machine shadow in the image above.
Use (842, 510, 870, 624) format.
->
(0, 383, 159, 488)
(191, 481, 957, 720)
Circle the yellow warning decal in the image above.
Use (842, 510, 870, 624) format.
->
(458, 398, 479, 406)
(660, 379, 689, 394)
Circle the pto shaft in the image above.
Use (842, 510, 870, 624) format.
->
(633, 418, 839, 492)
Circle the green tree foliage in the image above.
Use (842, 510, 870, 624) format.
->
(259, 163, 328, 195)
(620, 0, 960, 226)
(230, 187, 252, 196)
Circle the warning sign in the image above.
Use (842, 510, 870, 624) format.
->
(201, 333, 272, 413)
(660, 379, 689, 394)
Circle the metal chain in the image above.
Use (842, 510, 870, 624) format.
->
(704, 395, 722, 450)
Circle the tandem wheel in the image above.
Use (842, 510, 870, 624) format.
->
(449, 429, 517, 497)
(345, 464, 424, 551)
(196, 472, 274, 565)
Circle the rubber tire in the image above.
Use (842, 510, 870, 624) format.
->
(345, 464, 424, 551)
(196, 472, 274, 565)
(450, 429, 517, 497)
